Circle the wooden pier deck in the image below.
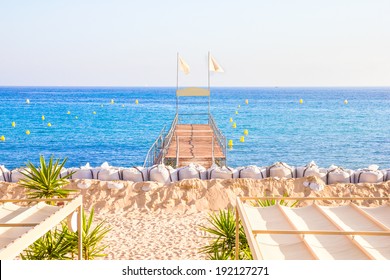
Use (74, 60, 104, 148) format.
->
(164, 124, 225, 168)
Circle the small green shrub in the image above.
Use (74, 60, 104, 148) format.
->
(21, 208, 111, 260)
(66, 208, 111, 260)
(20, 224, 73, 260)
(19, 155, 75, 202)
(253, 193, 299, 208)
(200, 209, 252, 260)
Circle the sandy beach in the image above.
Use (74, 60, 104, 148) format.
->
(1, 177, 389, 260)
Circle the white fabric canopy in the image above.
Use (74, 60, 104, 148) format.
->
(236, 197, 390, 260)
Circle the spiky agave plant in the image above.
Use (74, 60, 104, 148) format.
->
(19, 155, 75, 202)
(65, 208, 111, 260)
(254, 192, 299, 208)
(200, 209, 252, 260)
(20, 224, 74, 260)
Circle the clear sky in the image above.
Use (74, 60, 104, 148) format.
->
(0, 0, 389, 87)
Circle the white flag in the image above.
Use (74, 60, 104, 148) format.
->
(209, 55, 224, 72)
(178, 56, 190, 75)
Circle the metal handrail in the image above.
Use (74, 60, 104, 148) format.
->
(143, 125, 166, 167)
(161, 113, 178, 161)
(143, 113, 178, 167)
(209, 114, 227, 160)
(144, 112, 226, 167)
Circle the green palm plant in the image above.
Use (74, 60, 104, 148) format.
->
(253, 192, 299, 208)
(21, 208, 111, 260)
(200, 209, 252, 260)
(19, 155, 75, 202)
(20, 224, 73, 260)
(66, 208, 111, 260)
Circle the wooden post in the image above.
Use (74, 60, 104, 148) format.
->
(77, 205, 83, 260)
(176, 135, 179, 167)
(235, 206, 240, 260)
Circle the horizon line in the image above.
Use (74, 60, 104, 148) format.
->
(1, 85, 390, 88)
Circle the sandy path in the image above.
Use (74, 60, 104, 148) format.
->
(96, 210, 211, 260)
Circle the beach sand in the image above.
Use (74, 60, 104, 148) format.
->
(1, 177, 389, 260)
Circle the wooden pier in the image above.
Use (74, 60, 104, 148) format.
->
(144, 113, 227, 168)
(143, 58, 227, 168)
(164, 124, 225, 168)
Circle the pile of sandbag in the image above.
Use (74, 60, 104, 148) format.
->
(1, 160, 389, 189)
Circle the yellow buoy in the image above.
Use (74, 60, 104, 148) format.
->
(232, 122, 237, 129)
(11, 121, 16, 128)
(26, 130, 30, 135)
(228, 139, 233, 147)
(344, 99, 348, 105)
(67, 111, 71, 114)
(235, 111, 238, 115)
(243, 129, 248, 135)
(299, 99, 303, 104)
(229, 118, 233, 122)
(75, 116, 78, 119)
(0, 135, 5, 141)
(240, 136, 245, 142)
(245, 99, 249, 105)
(110, 99, 114, 104)
(93, 111, 96, 115)
(135, 99, 139, 104)
(47, 123, 52, 127)
(26, 99, 30, 104)
(41, 115, 45, 121)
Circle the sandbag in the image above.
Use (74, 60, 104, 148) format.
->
(208, 165, 238, 179)
(303, 180, 325, 191)
(122, 167, 148, 182)
(0, 165, 10, 182)
(77, 182, 92, 189)
(238, 165, 266, 179)
(9, 168, 29, 183)
(385, 169, 390, 182)
(148, 164, 177, 184)
(95, 168, 122, 181)
(354, 165, 385, 183)
(177, 163, 208, 180)
(267, 162, 295, 179)
(70, 163, 94, 179)
(383, 169, 389, 182)
(326, 165, 354, 184)
(107, 181, 124, 189)
(90, 162, 111, 179)
(58, 168, 69, 179)
(296, 161, 327, 181)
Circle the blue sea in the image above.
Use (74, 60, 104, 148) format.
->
(0, 87, 389, 170)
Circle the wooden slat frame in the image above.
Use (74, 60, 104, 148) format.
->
(235, 197, 263, 260)
(0, 195, 83, 260)
(312, 203, 375, 259)
(235, 196, 390, 260)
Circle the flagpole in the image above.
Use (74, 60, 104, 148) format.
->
(176, 52, 179, 115)
(208, 51, 210, 117)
